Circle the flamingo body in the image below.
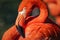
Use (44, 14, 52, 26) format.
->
(2, 0, 60, 40)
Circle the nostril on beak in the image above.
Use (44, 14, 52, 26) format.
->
(16, 25, 25, 38)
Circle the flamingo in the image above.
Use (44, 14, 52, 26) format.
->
(2, 0, 60, 40)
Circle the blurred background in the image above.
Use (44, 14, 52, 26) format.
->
(0, 0, 21, 40)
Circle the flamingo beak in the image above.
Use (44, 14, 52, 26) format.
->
(16, 25, 25, 38)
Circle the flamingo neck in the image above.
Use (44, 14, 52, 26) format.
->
(27, 4, 48, 25)
(38, 8, 48, 22)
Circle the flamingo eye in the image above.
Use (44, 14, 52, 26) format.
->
(29, 7, 40, 17)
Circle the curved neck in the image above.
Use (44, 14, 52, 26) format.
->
(38, 6, 48, 22)
(37, 2, 48, 22)
(27, 2, 48, 25)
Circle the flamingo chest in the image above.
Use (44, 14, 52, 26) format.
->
(18, 23, 60, 40)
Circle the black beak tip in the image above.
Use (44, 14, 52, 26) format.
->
(16, 25, 25, 38)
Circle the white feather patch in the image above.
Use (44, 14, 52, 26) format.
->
(18, 7, 26, 18)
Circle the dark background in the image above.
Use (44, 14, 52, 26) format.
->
(0, 0, 21, 40)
